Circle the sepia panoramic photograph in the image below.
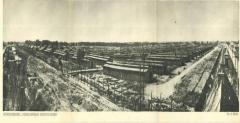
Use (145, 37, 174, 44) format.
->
(2, 0, 239, 112)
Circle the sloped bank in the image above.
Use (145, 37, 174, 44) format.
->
(25, 55, 125, 111)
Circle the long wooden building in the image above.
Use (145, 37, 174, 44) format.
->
(103, 62, 151, 83)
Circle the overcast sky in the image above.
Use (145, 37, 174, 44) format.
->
(3, 0, 239, 42)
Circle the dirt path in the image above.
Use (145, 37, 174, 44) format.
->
(145, 46, 220, 98)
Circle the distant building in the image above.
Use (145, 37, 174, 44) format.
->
(86, 54, 109, 66)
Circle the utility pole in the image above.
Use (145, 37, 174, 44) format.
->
(138, 48, 142, 111)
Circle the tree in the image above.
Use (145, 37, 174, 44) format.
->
(42, 40, 50, 47)
(35, 39, 41, 46)
(77, 48, 86, 61)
